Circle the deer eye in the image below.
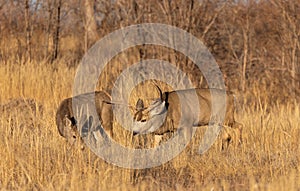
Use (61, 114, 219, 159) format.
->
(73, 135, 76, 139)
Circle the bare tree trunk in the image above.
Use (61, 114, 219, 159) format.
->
(133, 0, 146, 60)
(24, 0, 31, 62)
(185, 0, 194, 74)
(241, 12, 249, 92)
(45, 0, 54, 60)
(291, 37, 297, 101)
(84, 0, 98, 52)
(50, 0, 62, 63)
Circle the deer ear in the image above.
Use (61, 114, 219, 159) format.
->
(64, 115, 72, 128)
(133, 111, 143, 121)
(136, 98, 144, 111)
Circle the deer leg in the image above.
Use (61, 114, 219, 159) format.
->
(221, 126, 232, 150)
(232, 122, 243, 145)
(154, 135, 163, 147)
(101, 103, 113, 139)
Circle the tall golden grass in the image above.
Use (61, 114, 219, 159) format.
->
(0, 59, 299, 191)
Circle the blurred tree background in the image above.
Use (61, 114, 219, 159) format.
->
(0, 0, 299, 106)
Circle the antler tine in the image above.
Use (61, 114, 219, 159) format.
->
(103, 100, 135, 109)
(150, 80, 163, 101)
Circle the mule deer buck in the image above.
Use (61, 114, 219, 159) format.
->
(132, 85, 243, 150)
(56, 91, 113, 148)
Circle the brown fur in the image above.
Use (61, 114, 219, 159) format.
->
(134, 88, 243, 148)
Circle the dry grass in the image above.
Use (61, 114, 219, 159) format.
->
(0, 60, 299, 191)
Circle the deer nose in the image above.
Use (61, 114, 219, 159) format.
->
(133, 131, 138, 136)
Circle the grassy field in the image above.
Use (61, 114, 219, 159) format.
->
(0, 60, 299, 191)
